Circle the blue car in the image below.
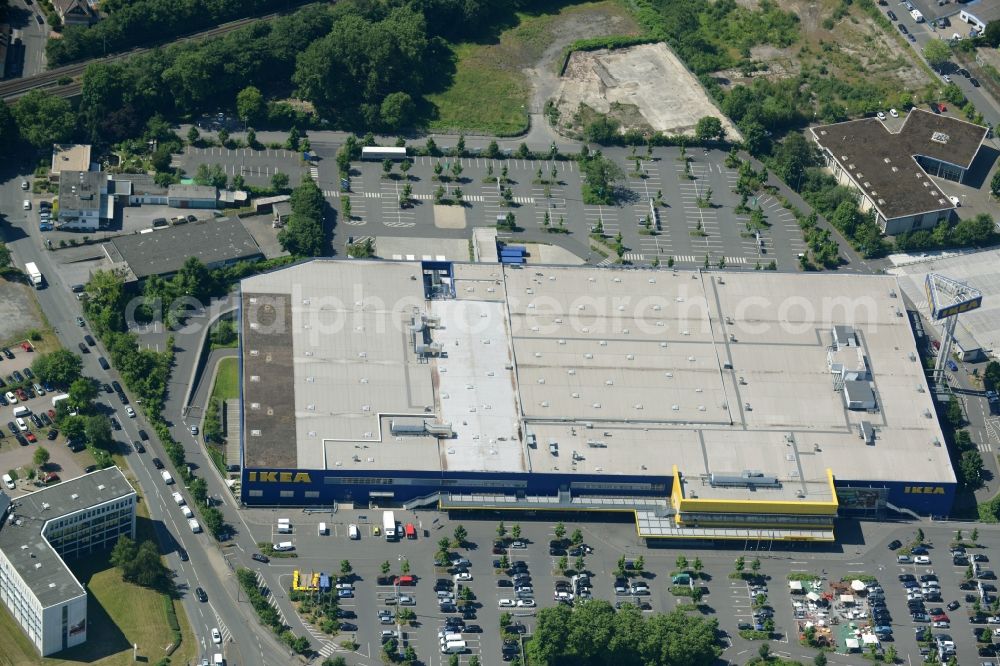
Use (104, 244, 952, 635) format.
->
(947, 360, 958, 372)
(875, 626, 893, 635)
(337, 589, 354, 598)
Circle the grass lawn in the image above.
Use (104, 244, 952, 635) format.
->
(0, 480, 196, 666)
(211, 356, 238, 403)
(425, 0, 639, 135)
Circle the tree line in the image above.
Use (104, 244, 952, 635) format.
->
(525, 601, 720, 666)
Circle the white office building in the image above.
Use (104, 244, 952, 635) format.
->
(0, 468, 135, 656)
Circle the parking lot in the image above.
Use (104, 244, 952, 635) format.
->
(0, 343, 93, 489)
(239, 509, 1000, 666)
(173, 146, 309, 188)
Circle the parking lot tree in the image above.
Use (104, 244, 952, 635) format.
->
(758, 643, 770, 660)
(451, 161, 463, 181)
(397, 607, 416, 625)
(734, 556, 746, 575)
(380, 561, 391, 576)
(453, 524, 468, 547)
(271, 171, 290, 193)
(231, 174, 246, 192)
(401, 183, 412, 206)
(575, 555, 586, 573)
(400, 159, 411, 180)
(884, 645, 898, 663)
(814, 652, 827, 666)
(617, 555, 627, 577)
(217, 128, 230, 147)
(497, 521, 507, 539)
(323, 658, 347, 666)
(400, 559, 410, 575)
(32, 349, 83, 388)
(12, 90, 76, 150)
(570, 528, 583, 546)
(236, 85, 265, 124)
(455, 134, 465, 155)
(499, 554, 510, 570)
(634, 556, 645, 574)
(340, 560, 352, 576)
(676, 555, 689, 572)
(61, 415, 85, 442)
(499, 611, 512, 628)
(557, 555, 568, 574)
(448, 654, 459, 666)
(246, 128, 256, 148)
(433, 161, 444, 180)
(500, 165, 509, 183)
(69, 377, 99, 411)
(751, 557, 761, 574)
(33, 446, 50, 468)
(973, 528, 980, 543)
(402, 646, 416, 664)
(554, 522, 566, 541)
(512, 524, 522, 540)
(194, 163, 227, 189)
(468, 657, 480, 666)
(580, 151, 624, 205)
(483, 140, 500, 159)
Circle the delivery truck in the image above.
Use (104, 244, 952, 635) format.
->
(25, 262, 42, 288)
(382, 511, 396, 540)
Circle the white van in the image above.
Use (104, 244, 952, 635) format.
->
(161, 470, 174, 485)
(348, 524, 360, 540)
(441, 640, 466, 654)
(188, 518, 202, 533)
(172, 491, 185, 506)
(15, 418, 27, 432)
(318, 522, 328, 536)
(910, 8, 924, 21)
(276, 523, 292, 534)
(212, 653, 224, 666)
(439, 633, 463, 644)
(2, 474, 14, 490)
(273, 541, 294, 552)
(12, 406, 30, 418)
(181, 506, 194, 518)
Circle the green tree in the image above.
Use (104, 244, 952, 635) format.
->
(400, 559, 410, 575)
(991, 170, 1000, 198)
(12, 90, 76, 149)
(758, 643, 771, 660)
(922, 40, 952, 71)
(557, 554, 569, 574)
(734, 556, 745, 574)
(68, 378, 99, 411)
(814, 651, 827, 666)
(554, 522, 566, 541)
(751, 557, 761, 574)
(382, 158, 393, 178)
(972, 528, 979, 543)
(189, 477, 208, 505)
(580, 151, 624, 205)
(236, 85, 265, 123)
(960, 450, 984, 489)
(571, 529, 583, 545)
(271, 171, 290, 193)
(676, 555, 689, 571)
(33, 446, 50, 468)
(512, 524, 521, 540)
(453, 525, 468, 546)
(340, 560, 352, 576)
(380, 561, 391, 575)
(946, 396, 964, 428)
(451, 161, 463, 180)
(400, 159, 411, 180)
(985, 20, 1000, 48)
(497, 521, 507, 539)
(279, 177, 326, 256)
(31, 349, 83, 388)
(695, 116, 725, 142)
(380, 92, 414, 129)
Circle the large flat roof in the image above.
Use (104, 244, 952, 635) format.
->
(240, 261, 955, 493)
(51, 144, 92, 175)
(107, 218, 262, 279)
(0, 468, 133, 608)
(58, 170, 104, 212)
(890, 248, 1000, 356)
(812, 109, 986, 220)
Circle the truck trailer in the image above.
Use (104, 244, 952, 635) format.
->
(382, 511, 396, 540)
(25, 262, 42, 288)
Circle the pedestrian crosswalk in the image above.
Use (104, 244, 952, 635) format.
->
(596, 257, 616, 267)
(309, 166, 319, 181)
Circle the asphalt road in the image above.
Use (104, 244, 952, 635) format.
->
(3, 0, 50, 80)
(0, 171, 293, 666)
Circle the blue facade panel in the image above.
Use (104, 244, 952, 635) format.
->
(241, 467, 670, 507)
(835, 479, 956, 517)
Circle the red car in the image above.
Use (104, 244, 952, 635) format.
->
(931, 612, 949, 623)
(47, 409, 56, 421)
(20, 342, 33, 352)
(41, 472, 59, 484)
(16, 389, 27, 402)
(25, 432, 36, 443)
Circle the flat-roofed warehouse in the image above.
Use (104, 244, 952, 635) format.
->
(239, 260, 956, 541)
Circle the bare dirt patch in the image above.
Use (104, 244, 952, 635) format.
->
(715, 0, 932, 96)
(0, 278, 44, 346)
(554, 43, 742, 139)
(433, 205, 468, 229)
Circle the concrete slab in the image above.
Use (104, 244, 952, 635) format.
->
(433, 205, 467, 229)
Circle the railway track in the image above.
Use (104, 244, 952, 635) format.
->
(0, 9, 301, 102)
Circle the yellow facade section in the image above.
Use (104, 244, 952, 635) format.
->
(671, 466, 839, 516)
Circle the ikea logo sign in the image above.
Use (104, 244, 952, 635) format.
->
(903, 486, 945, 495)
(248, 471, 312, 483)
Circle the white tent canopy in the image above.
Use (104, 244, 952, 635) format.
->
(851, 579, 867, 591)
(807, 591, 821, 601)
(789, 581, 803, 591)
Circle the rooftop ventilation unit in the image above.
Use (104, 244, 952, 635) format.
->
(931, 131, 950, 144)
(709, 471, 781, 489)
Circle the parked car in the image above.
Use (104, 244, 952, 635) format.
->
(888, 540, 902, 550)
